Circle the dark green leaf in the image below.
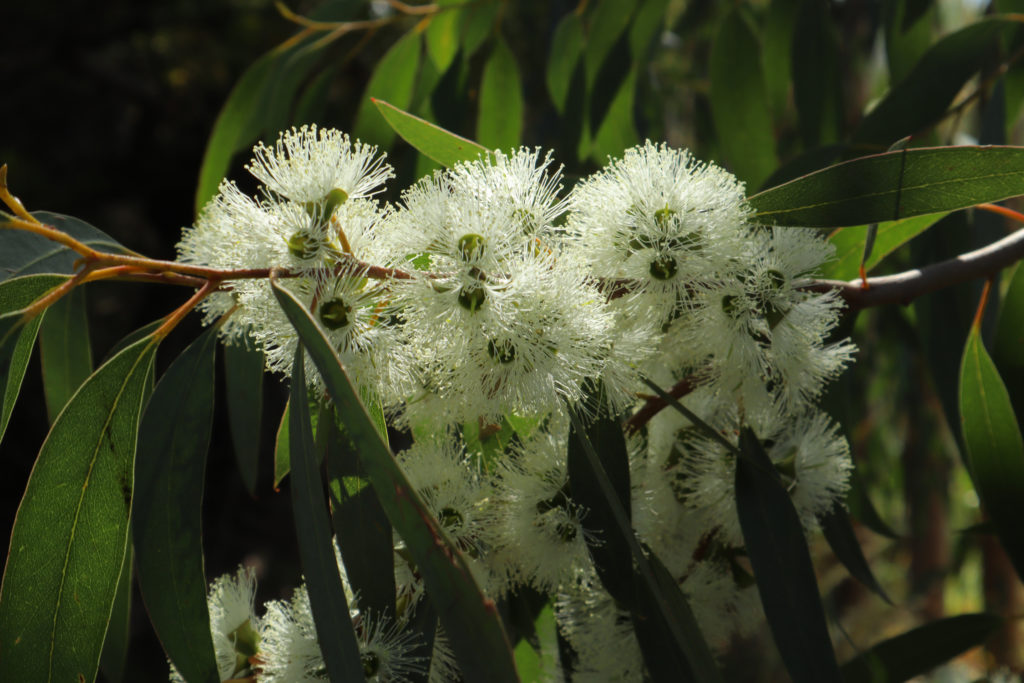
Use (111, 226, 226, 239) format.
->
(38, 286, 92, 423)
(762, 0, 800, 117)
(271, 279, 519, 683)
(632, 552, 702, 683)
(583, 0, 637, 90)
(374, 100, 490, 168)
(709, 9, 777, 189)
(736, 428, 841, 683)
(818, 501, 892, 604)
(588, 32, 632, 136)
(134, 326, 220, 683)
(290, 350, 365, 683)
(224, 339, 264, 496)
(0, 335, 158, 682)
(749, 146, 1024, 227)
(846, 467, 902, 540)
(792, 0, 842, 147)
(854, 18, 1019, 146)
(274, 399, 291, 489)
(547, 13, 585, 114)
(589, 68, 640, 162)
(0, 274, 69, 444)
(840, 613, 1001, 683)
(477, 35, 523, 151)
(426, 1, 462, 74)
(959, 325, 1024, 579)
(994, 262, 1024, 378)
(98, 542, 133, 683)
(354, 31, 423, 149)
(1, 212, 128, 283)
(819, 212, 948, 281)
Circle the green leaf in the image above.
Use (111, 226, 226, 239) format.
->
(460, 0, 498, 58)
(133, 326, 220, 683)
(632, 552, 703, 683)
(590, 67, 640, 162)
(224, 339, 264, 496)
(0, 274, 69, 444)
(792, 0, 842, 147)
(289, 350, 365, 683)
(0, 335, 158, 682)
(819, 212, 948, 281)
(513, 603, 559, 681)
(959, 324, 1024, 579)
(762, 0, 800, 117)
(1, 212, 128, 283)
(748, 146, 1024, 227)
(840, 613, 1001, 683)
(426, 1, 462, 73)
(736, 428, 841, 683)
(583, 0, 637, 90)
(854, 17, 1020, 146)
(274, 400, 291, 489)
(38, 286, 92, 423)
(818, 501, 892, 604)
(547, 12, 585, 114)
(270, 279, 519, 683)
(354, 31, 423, 149)
(477, 35, 523, 151)
(709, 9, 778, 189)
(98, 542, 133, 683)
(374, 100, 490, 168)
(994, 262, 1024, 378)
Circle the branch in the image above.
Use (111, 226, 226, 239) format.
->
(801, 227, 1024, 309)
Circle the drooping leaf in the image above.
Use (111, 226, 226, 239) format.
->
(762, 0, 800, 117)
(0, 274, 69, 444)
(819, 212, 948, 281)
(632, 552, 702, 683)
(98, 542, 133, 683)
(0, 335, 158, 682)
(792, 0, 842, 147)
(133, 326, 220, 683)
(709, 8, 777, 188)
(426, 1, 462, 74)
(0, 212, 129, 283)
(854, 17, 1020, 146)
(274, 399, 291, 490)
(818, 501, 892, 604)
(223, 339, 264, 496)
(748, 146, 1024, 227)
(735, 428, 841, 683)
(590, 67, 640, 162)
(354, 31, 423, 149)
(583, 0, 637, 91)
(374, 100, 490, 168)
(513, 602, 560, 682)
(477, 35, 523, 151)
(289, 350, 365, 683)
(840, 613, 1001, 683)
(588, 32, 632, 136)
(38, 286, 92, 423)
(993, 262, 1024, 414)
(271, 280, 519, 682)
(547, 13, 585, 114)
(460, 0, 498, 58)
(959, 324, 1024, 579)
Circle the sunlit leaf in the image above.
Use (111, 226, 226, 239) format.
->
(38, 286, 92, 423)
(224, 339, 264, 496)
(749, 146, 1024, 227)
(547, 13, 585, 114)
(1, 212, 128, 283)
(590, 68, 640, 162)
(134, 326, 220, 683)
(819, 212, 948, 281)
(460, 0, 498, 58)
(374, 100, 490, 168)
(736, 428, 841, 683)
(271, 279, 519, 682)
(354, 31, 423, 149)
(274, 399, 291, 489)
(0, 335, 158, 682)
(959, 324, 1024, 579)
(426, 1, 462, 74)
(583, 0, 637, 90)
(477, 35, 523, 150)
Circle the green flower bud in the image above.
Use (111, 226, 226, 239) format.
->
(654, 206, 676, 230)
(362, 650, 380, 678)
(458, 285, 486, 312)
(649, 255, 678, 280)
(458, 233, 485, 260)
(487, 338, 517, 364)
(439, 506, 464, 532)
(287, 230, 320, 260)
(319, 297, 352, 330)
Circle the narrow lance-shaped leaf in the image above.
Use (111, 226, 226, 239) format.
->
(275, 399, 291, 489)
(270, 279, 520, 683)
(133, 326, 221, 683)
(547, 13, 585, 114)
(817, 501, 892, 604)
(840, 613, 1001, 683)
(819, 212, 948, 281)
(0, 274, 68, 445)
(39, 285, 92, 423)
(374, 100, 490, 168)
(748, 146, 1024, 228)
(426, 0, 462, 74)
(1, 211, 129, 283)
(98, 541, 133, 683)
(354, 31, 423, 149)
(477, 34, 523, 151)
(289, 350, 365, 683)
(959, 322, 1024, 579)
(0, 335, 158, 682)
(735, 428, 841, 683)
(224, 339, 264, 496)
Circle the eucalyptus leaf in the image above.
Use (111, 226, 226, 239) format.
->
(354, 31, 423, 149)
(374, 100, 490, 168)
(224, 339, 265, 496)
(38, 285, 92, 423)
(477, 35, 523, 150)
(820, 212, 948, 281)
(1, 212, 128, 283)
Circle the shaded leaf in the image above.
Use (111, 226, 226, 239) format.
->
(224, 339, 264, 496)
(589, 67, 640, 162)
(289, 350, 365, 682)
(1, 212, 128, 283)
(354, 31, 423, 149)
(547, 13, 585, 114)
(271, 280, 519, 682)
(818, 501, 892, 604)
(274, 399, 291, 489)
(820, 212, 948, 281)
(374, 100, 490, 168)
(792, 0, 842, 147)
(39, 286, 92, 423)
(0, 335, 158, 682)
(583, 0, 637, 90)
(736, 428, 841, 683)
(840, 613, 1001, 683)
(959, 324, 1024, 579)
(762, 0, 800, 117)
(477, 35, 523, 151)
(632, 552, 702, 683)
(134, 326, 221, 683)
(98, 542, 133, 683)
(749, 146, 1024, 227)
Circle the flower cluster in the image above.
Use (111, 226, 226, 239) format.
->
(176, 127, 856, 681)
